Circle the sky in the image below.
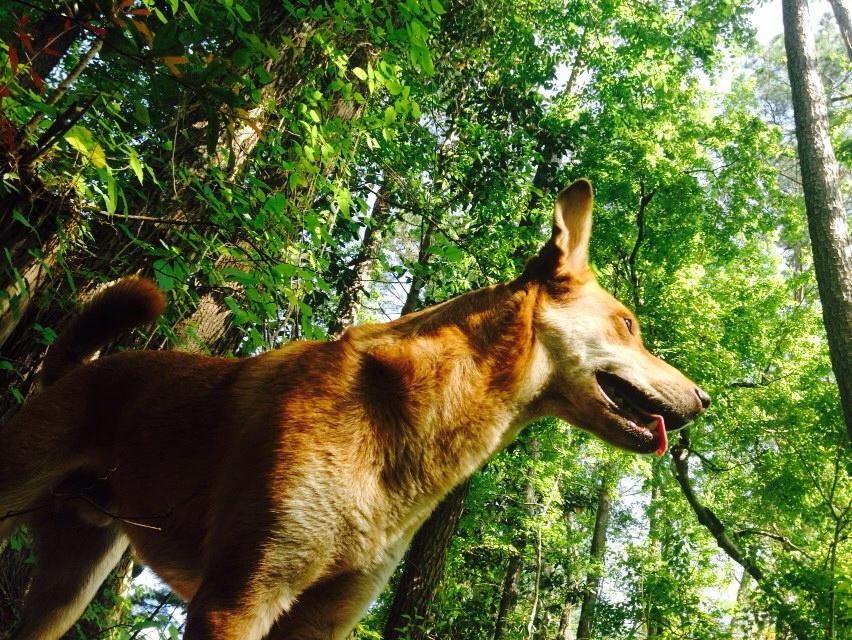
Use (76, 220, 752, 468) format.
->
(751, 0, 832, 44)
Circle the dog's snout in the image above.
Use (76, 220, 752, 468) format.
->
(695, 387, 711, 409)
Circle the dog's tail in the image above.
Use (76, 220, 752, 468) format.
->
(42, 277, 165, 386)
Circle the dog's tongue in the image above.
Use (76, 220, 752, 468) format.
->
(653, 414, 667, 456)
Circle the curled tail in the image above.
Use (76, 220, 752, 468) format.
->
(42, 277, 165, 386)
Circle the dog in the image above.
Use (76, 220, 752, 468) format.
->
(0, 179, 709, 640)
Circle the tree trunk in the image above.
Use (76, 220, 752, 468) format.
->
(329, 185, 391, 336)
(643, 463, 664, 640)
(382, 210, 463, 639)
(385, 116, 568, 634)
(575, 481, 611, 640)
(556, 602, 575, 640)
(493, 553, 523, 640)
(827, 0, 852, 61)
(492, 440, 540, 640)
(782, 0, 852, 440)
(730, 571, 752, 638)
(399, 219, 436, 316)
(383, 478, 471, 640)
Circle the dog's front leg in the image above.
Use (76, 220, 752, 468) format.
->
(264, 537, 407, 640)
(183, 569, 301, 640)
(182, 525, 333, 640)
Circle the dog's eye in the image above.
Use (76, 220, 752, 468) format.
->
(623, 317, 634, 334)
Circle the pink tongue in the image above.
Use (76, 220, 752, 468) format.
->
(653, 414, 667, 456)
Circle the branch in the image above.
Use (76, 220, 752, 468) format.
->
(128, 589, 178, 640)
(19, 94, 98, 167)
(670, 431, 811, 640)
(626, 182, 656, 309)
(734, 528, 814, 559)
(92, 211, 218, 227)
(671, 435, 759, 575)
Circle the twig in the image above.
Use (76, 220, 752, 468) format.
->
(734, 528, 814, 559)
(128, 589, 178, 640)
(92, 210, 219, 227)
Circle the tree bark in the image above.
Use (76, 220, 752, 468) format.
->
(493, 553, 523, 640)
(556, 602, 575, 640)
(381, 211, 464, 639)
(399, 219, 436, 316)
(782, 0, 852, 440)
(575, 481, 611, 640)
(827, 0, 852, 61)
(329, 186, 391, 336)
(383, 479, 471, 640)
(383, 122, 564, 631)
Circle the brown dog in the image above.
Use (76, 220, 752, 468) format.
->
(0, 180, 709, 639)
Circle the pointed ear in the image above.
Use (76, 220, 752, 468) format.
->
(551, 178, 593, 273)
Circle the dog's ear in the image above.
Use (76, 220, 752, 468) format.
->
(551, 178, 593, 274)
(522, 179, 594, 283)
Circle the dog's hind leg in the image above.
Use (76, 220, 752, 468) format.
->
(10, 510, 127, 640)
(0, 384, 94, 537)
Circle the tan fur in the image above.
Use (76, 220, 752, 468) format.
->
(0, 180, 709, 640)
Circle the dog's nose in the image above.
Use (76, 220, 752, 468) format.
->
(695, 387, 711, 409)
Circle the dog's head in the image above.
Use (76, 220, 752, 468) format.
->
(524, 179, 709, 454)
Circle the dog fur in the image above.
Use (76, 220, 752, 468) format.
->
(0, 180, 708, 639)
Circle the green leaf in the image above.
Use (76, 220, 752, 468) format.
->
(64, 126, 107, 168)
(95, 168, 118, 214)
(133, 103, 151, 127)
(128, 148, 144, 184)
(234, 3, 252, 21)
(182, 0, 200, 24)
(255, 65, 272, 84)
(63, 124, 95, 157)
(12, 210, 33, 229)
(352, 66, 368, 81)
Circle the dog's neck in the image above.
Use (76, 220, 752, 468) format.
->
(344, 279, 551, 499)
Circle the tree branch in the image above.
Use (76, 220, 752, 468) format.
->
(670, 431, 811, 640)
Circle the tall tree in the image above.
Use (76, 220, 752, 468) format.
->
(827, 0, 852, 60)
(575, 479, 612, 640)
(782, 0, 852, 439)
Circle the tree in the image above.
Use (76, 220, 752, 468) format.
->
(782, 0, 852, 439)
(575, 478, 612, 640)
(828, 0, 852, 60)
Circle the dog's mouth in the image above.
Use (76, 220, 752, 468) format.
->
(595, 371, 685, 456)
